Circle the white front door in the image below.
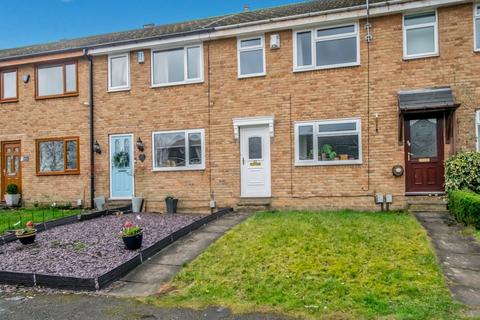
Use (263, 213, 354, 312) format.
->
(240, 126, 271, 198)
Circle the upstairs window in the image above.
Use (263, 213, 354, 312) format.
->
(36, 62, 77, 98)
(237, 36, 265, 78)
(108, 53, 130, 91)
(295, 118, 362, 166)
(36, 137, 79, 175)
(294, 23, 359, 71)
(151, 45, 203, 87)
(403, 11, 438, 59)
(152, 129, 205, 171)
(475, 5, 480, 51)
(1, 69, 17, 102)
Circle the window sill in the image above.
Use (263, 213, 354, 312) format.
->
(108, 87, 130, 93)
(36, 171, 80, 176)
(151, 79, 203, 89)
(295, 160, 363, 166)
(0, 98, 19, 103)
(403, 53, 439, 60)
(293, 62, 360, 73)
(35, 92, 79, 100)
(152, 166, 205, 172)
(238, 73, 266, 79)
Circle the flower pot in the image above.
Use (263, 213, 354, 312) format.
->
(94, 196, 105, 211)
(165, 198, 178, 214)
(132, 197, 144, 213)
(122, 233, 143, 250)
(17, 232, 36, 245)
(4, 194, 20, 206)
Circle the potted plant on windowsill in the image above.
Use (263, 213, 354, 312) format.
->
(120, 220, 143, 250)
(4, 183, 20, 206)
(165, 195, 178, 214)
(14, 221, 37, 245)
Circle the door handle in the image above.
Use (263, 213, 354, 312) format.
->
(407, 140, 411, 147)
(242, 157, 245, 165)
(407, 152, 414, 161)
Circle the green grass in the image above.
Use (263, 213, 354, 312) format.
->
(0, 207, 82, 234)
(146, 211, 463, 319)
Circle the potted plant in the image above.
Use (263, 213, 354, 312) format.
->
(120, 220, 143, 250)
(132, 195, 144, 213)
(320, 144, 337, 161)
(4, 184, 20, 206)
(15, 221, 37, 245)
(165, 195, 178, 214)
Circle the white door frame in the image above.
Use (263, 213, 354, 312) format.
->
(240, 125, 272, 198)
(109, 133, 135, 200)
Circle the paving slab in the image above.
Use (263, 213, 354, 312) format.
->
(415, 212, 480, 308)
(107, 212, 252, 297)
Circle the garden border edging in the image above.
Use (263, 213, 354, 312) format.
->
(0, 207, 233, 291)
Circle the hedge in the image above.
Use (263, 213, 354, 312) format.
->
(448, 190, 480, 228)
(444, 152, 480, 193)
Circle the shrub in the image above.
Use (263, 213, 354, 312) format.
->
(6, 184, 18, 195)
(445, 152, 480, 193)
(448, 190, 480, 228)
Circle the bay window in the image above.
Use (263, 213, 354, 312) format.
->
(403, 11, 438, 59)
(36, 62, 78, 98)
(152, 129, 205, 171)
(295, 119, 362, 165)
(237, 36, 265, 77)
(1, 69, 17, 102)
(36, 137, 79, 175)
(151, 45, 203, 87)
(294, 23, 359, 71)
(108, 53, 130, 91)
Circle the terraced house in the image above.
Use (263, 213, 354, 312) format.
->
(1, 0, 479, 212)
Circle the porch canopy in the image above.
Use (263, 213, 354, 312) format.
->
(398, 87, 459, 113)
(397, 87, 459, 143)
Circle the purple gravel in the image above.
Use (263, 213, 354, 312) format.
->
(0, 213, 201, 278)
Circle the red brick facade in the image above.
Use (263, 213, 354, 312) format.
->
(1, 3, 479, 212)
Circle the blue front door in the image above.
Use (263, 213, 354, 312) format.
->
(110, 135, 134, 198)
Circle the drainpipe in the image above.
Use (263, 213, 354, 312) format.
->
(85, 50, 95, 209)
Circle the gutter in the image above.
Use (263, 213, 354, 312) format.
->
(84, 49, 95, 209)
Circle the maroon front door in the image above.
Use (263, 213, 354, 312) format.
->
(405, 115, 444, 194)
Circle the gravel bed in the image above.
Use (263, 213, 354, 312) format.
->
(0, 213, 201, 278)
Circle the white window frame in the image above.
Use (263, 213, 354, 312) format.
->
(403, 10, 439, 60)
(474, 4, 480, 52)
(150, 44, 204, 88)
(151, 128, 205, 171)
(294, 118, 362, 166)
(476, 110, 480, 151)
(237, 35, 266, 78)
(293, 22, 360, 72)
(108, 52, 130, 92)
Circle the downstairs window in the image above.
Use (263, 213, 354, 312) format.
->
(295, 119, 362, 165)
(36, 137, 79, 175)
(152, 129, 205, 171)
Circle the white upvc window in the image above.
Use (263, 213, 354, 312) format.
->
(476, 110, 480, 151)
(474, 5, 480, 51)
(152, 129, 205, 171)
(108, 53, 130, 91)
(237, 36, 266, 78)
(295, 118, 362, 166)
(403, 11, 438, 59)
(293, 22, 360, 71)
(151, 44, 203, 87)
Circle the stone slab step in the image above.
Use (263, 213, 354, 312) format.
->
(237, 197, 271, 206)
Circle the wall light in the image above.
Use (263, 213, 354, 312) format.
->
(94, 141, 102, 154)
(136, 138, 144, 152)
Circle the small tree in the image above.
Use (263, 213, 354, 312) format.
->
(6, 184, 18, 195)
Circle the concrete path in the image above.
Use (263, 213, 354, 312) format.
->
(107, 211, 252, 297)
(415, 212, 480, 313)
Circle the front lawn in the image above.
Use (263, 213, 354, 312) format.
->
(147, 211, 461, 319)
(0, 208, 82, 235)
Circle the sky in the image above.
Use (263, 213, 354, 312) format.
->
(0, 0, 307, 50)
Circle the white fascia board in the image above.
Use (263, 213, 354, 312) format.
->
(89, 0, 469, 56)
